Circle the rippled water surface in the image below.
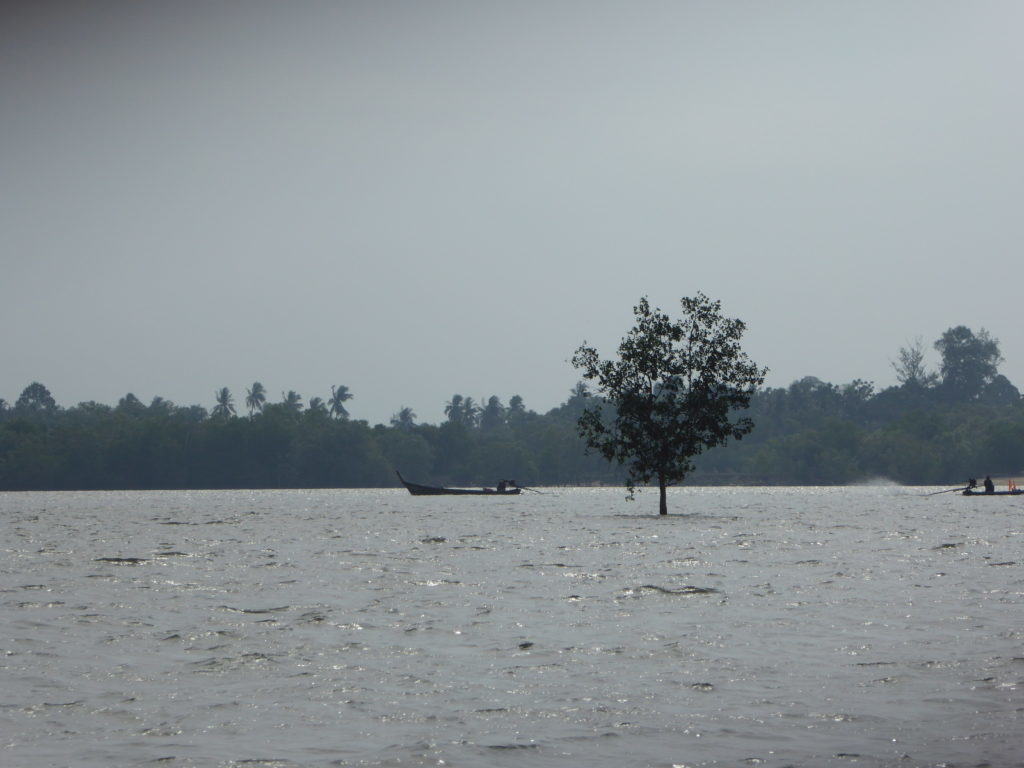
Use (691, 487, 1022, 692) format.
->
(2, 487, 1023, 767)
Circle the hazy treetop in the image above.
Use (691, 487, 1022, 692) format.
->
(4, 1, 1023, 423)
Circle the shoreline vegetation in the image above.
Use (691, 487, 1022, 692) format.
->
(0, 480, 1012, 493)
(1, 323, 1020, 492)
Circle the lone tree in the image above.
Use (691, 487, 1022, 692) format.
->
(572, 294, 766, 515)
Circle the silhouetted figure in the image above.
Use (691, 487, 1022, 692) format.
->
(967, 478, 978, 490)
(497, 480, 508, 492)
(984, 475, 995, 494)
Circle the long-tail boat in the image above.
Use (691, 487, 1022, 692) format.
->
(396, 471, 521, 496)
(962, 488, 1024, 496)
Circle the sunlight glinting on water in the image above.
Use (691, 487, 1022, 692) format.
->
(1, 487, 1021, 767)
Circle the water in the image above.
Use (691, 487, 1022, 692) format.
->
(1, 486, 1022, 768)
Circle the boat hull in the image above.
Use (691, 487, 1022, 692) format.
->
(397, 471, 521, 496)
(404, 484, 521, 496)
(962, 489, 1024, 496)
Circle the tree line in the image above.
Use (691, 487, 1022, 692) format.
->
(696, 326, 1023, 484)
(0, 381, 612, 490)
(0, 325, 1021, 490)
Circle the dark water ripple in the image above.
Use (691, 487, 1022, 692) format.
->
(1, 486, 1023, 767)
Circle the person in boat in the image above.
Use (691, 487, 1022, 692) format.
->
(984, 475, 995, 494)
(497, 479, 508, 492)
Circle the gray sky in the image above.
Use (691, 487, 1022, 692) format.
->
(4, 1, 1023, 424)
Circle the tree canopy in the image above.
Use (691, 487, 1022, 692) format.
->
(245, 382, 267, 415)
(892, 337, 938, 389)
(15, 382, 57, 415)
(572, 294, 766, 514)
(329, 385, 353, 419)
(934, 326, 1002, 402)
(1, 322, 1021, 493)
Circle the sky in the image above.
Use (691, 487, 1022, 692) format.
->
(4, 1, 1024, 425)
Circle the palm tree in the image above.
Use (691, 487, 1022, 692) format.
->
(480, 395, 506, 431)
(507, 394, 530, 428)
(281, 390, 303, 413)
(508, 394, 525, 416)
(117, 393, 146, 416)
(461, 396, 480, 428)
(149, 396, 174, 415)
(212, 387, 236, 419)
(390, 406, 417, 431)
(308, 396, 328, 415)
(444, 394, 464, 424)
(329, 385, 353, 420)
(245, 382, 267, 416)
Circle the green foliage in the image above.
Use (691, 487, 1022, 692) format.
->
(479, 396, 506, 432)
(376, 426, 433, 481)
(116, 393, 147, 417)
(572, 294, 766, 513)
(15, 382, 57, 415)
(281, 390, 304, 414)
(935, 326, 1002, 402)
(212, 387, 236, 420)
(444, 394, 464, 424)
(390, 406, 417, 431)
(461, 397, 480, 428)
(329, 385, 353, 420)
(2, 316, 1022, 493)
(891, 337, 938, 388)
(245, 382, 266, 415)
(980, 375, 1020, 406)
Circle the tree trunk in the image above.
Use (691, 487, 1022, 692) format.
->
(659, 477, 668, 515)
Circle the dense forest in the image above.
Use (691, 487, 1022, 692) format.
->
(1, 326, 1022, 490)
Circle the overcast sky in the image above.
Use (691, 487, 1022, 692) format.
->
(4, 1, 1023, 424)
